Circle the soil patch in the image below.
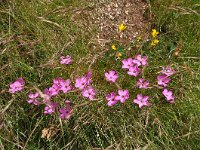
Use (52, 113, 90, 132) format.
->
(72, 0, 150, 46)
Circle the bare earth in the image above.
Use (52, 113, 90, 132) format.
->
(72, 0, 150, 46)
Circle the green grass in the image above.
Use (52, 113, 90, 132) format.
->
(0, 0, 200, 149)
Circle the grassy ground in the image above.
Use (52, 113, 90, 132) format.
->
(0, 0, 200, 149)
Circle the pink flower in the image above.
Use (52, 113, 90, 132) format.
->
(75, 72, 92, 90)
(53, 78, 64, 86)
(9, 78, 25, 93)
(48, 84, 60, 96)
(162, 66, 175, 76)
(122, 58, 134, 69)
(134, 94, 150, 108)
(28, 92, 39, 105)
(59, 100, 72, 119)
(157, 74, 171, 87)
(60, 55, 73, 65)
(43, 88, 51, 96)
(127, 66, 141, 77)
(162, 89, 174, 103)
(75, 76, 88, 90)
(105, 70, 118, 82)
(115, 89, 129, 103)
(60, 79, 72, 93)
(136, 54, 148, 66)
(82, 86, 96, 100)
(106, 92, 118, 106)
(45, 78, 72, 97)
(45, 78, 64, 96)
(132, 59, 141, 66)
(44, 101, 57, 114)
(137, 78, 149, 89)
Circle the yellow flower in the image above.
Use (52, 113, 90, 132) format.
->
(151, 29, 159, 38)
(111, 44, 117, 50)
(118, 24, 126, 32)
(116, 52, 122, 59)
(151, 39, 159, 46)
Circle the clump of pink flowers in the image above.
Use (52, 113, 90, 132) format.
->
(8, 51, 177, 120)
(75, 71, 96, 100)
(105, 53, 176, 107)
(40, 71, 96, 118)
(8, 58, 97, 120)
(121, 54, 148, 78)
(157, 66, 176, 103)
(46, 78, 72, 96)
(105, 54, 150, 108)
(105, 89, 129, 106)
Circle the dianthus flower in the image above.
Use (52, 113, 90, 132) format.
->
(60, 55, 73, 65)
(134, 94, 150, 108)
(135, 54, 148, 66)
(46, 78, 66, 96)
(127, 66, 141, 77)
(9, 78, 25, 93)
(162, 89, 174, 103)
(122, 58, 134, 69)
(162, 66, 175, 76)
(105, 70, 118, 82)
(28, 92, 39, 105)
(48, 84, 60, 96)
(106, 92, 118, 106)
(75, 76, 88, 90)
(157, 74, 171, 87)
(115, 89, 129, 103)
(137, 78, 149, 89)
(82, 86, 96, 100)
(60, 79, 72, 93)
(132, 59, 141, 66)
(59, 100, 72, 119)
(75, 72, 92, 90)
